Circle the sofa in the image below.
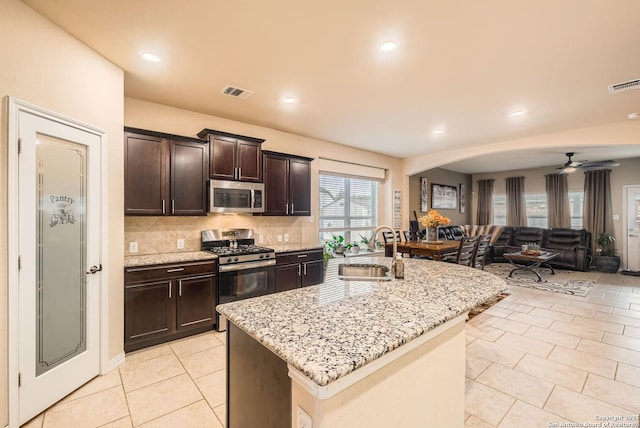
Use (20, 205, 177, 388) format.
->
(435, 225, 592, 271)
(491, 227, 592, 272)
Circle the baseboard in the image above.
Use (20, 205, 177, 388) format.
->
(102, 352, 125, 374)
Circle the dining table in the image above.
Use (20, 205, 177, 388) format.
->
(385, 240, 461, 261)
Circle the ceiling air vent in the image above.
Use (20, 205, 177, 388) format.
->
(608, 78, 640, 94)
(221, 85, 254, 99)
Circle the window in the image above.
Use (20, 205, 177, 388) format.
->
(319, 174, 378, 245)
(568, 191, 584, 229)
(493, 194, 506, 225)
(525, 193, 547, 228)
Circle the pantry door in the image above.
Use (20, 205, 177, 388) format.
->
(12, 100, 103, 424)
(625, 185, 640, 271)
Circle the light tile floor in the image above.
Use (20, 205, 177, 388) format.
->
(22, 270, 640, 427)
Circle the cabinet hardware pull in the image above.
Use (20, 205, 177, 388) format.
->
(162, 200, 165, 214)
(303, 264, 307, 275)
(171, 199, 175, 214)
(297, 264, 301, 276)
(297, 254, 307, 258)
(168, 281, 172, 298)
(166, 268, 185, 273)
(291, 203, 294, 213)
(286, 204, 289, 215)
(238, 167, 241, 179)
(178, 280, 182, 296)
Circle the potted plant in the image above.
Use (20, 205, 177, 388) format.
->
(351, 241, 361, 254)
(327, 235, 347, 255)
(594, 232, 620, 273)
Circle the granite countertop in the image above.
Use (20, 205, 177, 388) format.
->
(124, 251, 217, 267)
(269, 244, 324, 253)
(217, 256, 506, 387)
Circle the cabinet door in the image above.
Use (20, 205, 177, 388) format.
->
(301, 260, 324, 287)
(289, 158, 311, 216)
(236, 140, 262, 182)
(170, 140, 208, 215)
(275, 263, 301, 292)
(263, 153, 289, 216)
(176, 274, 216, 331)
(124, 132, 168, 215)
(210, 136, 237, 180)
(125, 280, 175, 350)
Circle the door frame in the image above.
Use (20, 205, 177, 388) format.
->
(7, 97, 110, 427)
(622, 184, 640, 271)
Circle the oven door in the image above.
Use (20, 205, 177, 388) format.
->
(217, 260, 275, 330)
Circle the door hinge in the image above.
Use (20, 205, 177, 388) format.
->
(18, 138, 22, 155)
(18, 372, 21, 387)
(18, 255, 22, 270)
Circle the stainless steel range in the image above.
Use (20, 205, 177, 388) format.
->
(201, 229, 275, 331)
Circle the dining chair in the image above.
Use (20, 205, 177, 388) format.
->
(382, 230, 402, 244)
(403, 230, 421, 242)
(472, 234, 492, 269)
(455, 236, 479, 267)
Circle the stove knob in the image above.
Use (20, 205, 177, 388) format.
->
(226, 258, 232, 263)
(234, 257, 239, 262)
(265, 253, 271, 258)
(259, 254, 264, 259)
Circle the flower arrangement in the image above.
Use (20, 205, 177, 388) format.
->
(418, 209, 451, 228)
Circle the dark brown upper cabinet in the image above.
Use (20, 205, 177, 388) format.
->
(262, 151, 313, 216)
(124, 127, 208, 216)
(197, 129, 264, 182)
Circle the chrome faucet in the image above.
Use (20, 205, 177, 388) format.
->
(368, 225, 400, 276)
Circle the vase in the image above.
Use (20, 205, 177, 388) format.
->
(427, 227, 439, 242)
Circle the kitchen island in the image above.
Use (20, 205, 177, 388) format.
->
(217, 256, 506, 427)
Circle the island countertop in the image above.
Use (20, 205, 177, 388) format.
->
(217, 256, 506, 387)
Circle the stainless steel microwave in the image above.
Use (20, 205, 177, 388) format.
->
(209, 179, 264, 213)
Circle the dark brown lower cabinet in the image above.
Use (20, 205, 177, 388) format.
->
(275, 249, 324, 292)
(125, 261, 216, 352)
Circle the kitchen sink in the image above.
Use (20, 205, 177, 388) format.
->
(338, 264, 391, 281)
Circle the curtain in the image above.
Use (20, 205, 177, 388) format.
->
(545, 173, 571, 228)
(583, 169, 613, 251)
(476, 179, 494, 225)
(506, 176, 527, 226)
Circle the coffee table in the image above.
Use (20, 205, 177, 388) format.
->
(503, 250, 560, 283)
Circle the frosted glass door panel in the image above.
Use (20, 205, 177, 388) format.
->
(36, 133, 87, 376)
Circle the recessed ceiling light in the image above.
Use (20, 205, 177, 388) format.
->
(283, 97, 296, 104)
(139, 51, 161, 63)
(379, 41, 398, 52)
(510, 110, 526, 118)
(432, 129, 445, 136)
(628, 112, 640, 120)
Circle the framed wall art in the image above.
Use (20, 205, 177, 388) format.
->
(420, 177, 428, 212)
(459, 183, 466, 214)
(431, 183, 458, 210)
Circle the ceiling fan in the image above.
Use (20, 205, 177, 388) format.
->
(556, 152, 620, 174)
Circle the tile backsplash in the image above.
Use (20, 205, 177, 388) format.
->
(125, 214, 318, 255)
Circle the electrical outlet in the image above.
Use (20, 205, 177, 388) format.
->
(129, 241, 138, 253)
(284, 233, 290, 242)
(258, 234, 264, 244)
(297, 406, 312, 428)
(177, 239, 185, 249)
(612, 214, 620, 221)
(277, 235, 283, 242)
(308, 215, 314, 223)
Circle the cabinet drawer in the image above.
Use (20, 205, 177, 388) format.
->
(276, 249, 323, 265)
(125, 261, 216, 283)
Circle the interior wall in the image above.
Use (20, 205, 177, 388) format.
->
(470, 157, 640, 263)
(123, 97, 404, 254)
(408, 168, 472, 227)
(0, 0, 124, 425)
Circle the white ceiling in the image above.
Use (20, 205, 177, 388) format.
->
(23, 0, 640, 171)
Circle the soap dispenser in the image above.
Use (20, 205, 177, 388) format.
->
(393, 253, 404, 279)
